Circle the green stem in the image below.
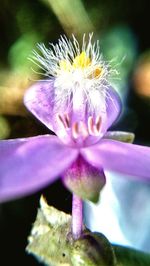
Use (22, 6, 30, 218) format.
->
(72, 193, 83, 239)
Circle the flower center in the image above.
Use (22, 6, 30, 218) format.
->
(56, 113, 102, 146)
(72, 51, 91, 68)
(59, 51, 102, 79)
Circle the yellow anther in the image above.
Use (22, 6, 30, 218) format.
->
(93, 67, 102, 78)
(89, 67, 102, 79)
(72, 51, 91, 68)
(59, 60, 72, 71)
(59, 52, 103, 79)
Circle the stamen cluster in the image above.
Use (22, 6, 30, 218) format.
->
(31, 34, 116, 114)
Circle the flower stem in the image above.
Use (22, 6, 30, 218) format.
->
(72, 193, 83, 240)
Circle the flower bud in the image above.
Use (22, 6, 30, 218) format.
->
(63, 156, 105, 202)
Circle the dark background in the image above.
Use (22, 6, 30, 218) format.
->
(0, 0, 150, 265)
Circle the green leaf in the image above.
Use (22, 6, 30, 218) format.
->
(26, 196, 150, 266)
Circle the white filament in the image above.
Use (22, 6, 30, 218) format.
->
(31, 34, 117, 114)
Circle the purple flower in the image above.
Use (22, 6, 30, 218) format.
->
(1, 34, 150, 239)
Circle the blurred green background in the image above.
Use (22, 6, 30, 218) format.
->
(0, 0, 150, 265)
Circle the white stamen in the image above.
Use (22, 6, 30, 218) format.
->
(72, 122, 79, 139)
(88, 116, 101, 136)
(31, 34, 117, 115)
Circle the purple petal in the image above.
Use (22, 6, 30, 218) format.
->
(106, 86, 122, 129)
(81, 139, 150, 180)
(24, 81, 55, 131)
(0, 135, 78, 202)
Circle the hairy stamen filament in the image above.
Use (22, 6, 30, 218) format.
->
(31, 34, 117, 117)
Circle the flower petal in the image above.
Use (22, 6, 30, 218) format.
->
(24, 81, 55, 131)
(0, 135, 78, 202)
(106, 86, 122, 129)
(81, 139, 150, 180)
